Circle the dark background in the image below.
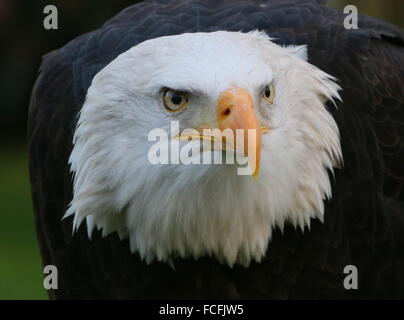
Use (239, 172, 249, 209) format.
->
(0, 0, 402, 299)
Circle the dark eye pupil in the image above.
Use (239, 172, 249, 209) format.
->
(171, 93, 183, 105)
(264, 86, 271, 98)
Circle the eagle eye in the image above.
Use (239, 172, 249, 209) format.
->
(263, 84, 275, 104)
(163, 88, 189, 112)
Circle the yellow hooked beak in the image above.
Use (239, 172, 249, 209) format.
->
(178, 87, 267, 178)
(216, 87, 261, 178)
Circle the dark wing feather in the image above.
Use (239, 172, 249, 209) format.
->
(28, 0, 404, 299)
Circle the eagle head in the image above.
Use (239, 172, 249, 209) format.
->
(65, 31, 342, 266)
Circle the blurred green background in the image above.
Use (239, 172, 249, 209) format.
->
(0, 0, 402, 300)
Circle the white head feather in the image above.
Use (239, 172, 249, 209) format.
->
(65, 31, 342, 267)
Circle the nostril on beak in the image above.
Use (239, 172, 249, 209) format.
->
(222, 107, 231, 118)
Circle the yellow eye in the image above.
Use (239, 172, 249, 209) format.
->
(263, 84, 275, 104)
(163, 88, 189, 112)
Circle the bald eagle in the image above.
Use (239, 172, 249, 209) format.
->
(28, 0, 404, 299)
